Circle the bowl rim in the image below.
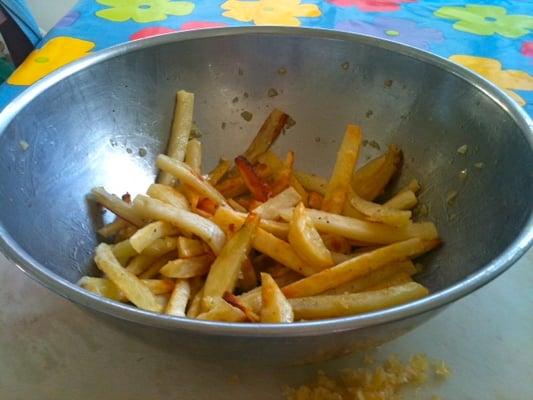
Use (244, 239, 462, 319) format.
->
(0, 26, 532, 337)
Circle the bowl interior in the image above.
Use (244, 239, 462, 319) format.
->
(0, 30, 531, 309)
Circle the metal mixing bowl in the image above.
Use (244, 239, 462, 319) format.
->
(0, 28, 531, 364)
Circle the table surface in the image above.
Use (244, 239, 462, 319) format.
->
(1, 1, 532, 399)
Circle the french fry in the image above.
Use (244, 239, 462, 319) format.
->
(91, 187, 145, 227)
(322, 125, 362, 214)
(252, 187, 301, 220)
(197, 297, 246, 322)
(207, 158, 231, 185)
(147, 183, 189, 210)
(185, 139, 202, 174)
(324, 260, 416, 295)
(202, 214, 259, 308)
(216, 163, 273, 198)
(282, 238, 440, 298)
(78, 277, 175, 302)
(384, 190, 418, 210)
(94, 243, 162, 312)
(139, 253, 176, 279)
(270, 151, 294, 196)
(157, 155, 227, 206)
(237, 258, 258, 292)
(129, 221, 179, 253)
(213, 206, 289, 239)
(294, 171, 327, 195)
(238, 287, 262, 314)
(227, 198, 247, 212)
(196, 197, 218, 216)
(115, 224, 138, 241)
(177, 237, 206, 258)
(321, 234, 352, 254)
(350, 193, 412, 227)
(352, 145, 402, 201)
(288, 203, 333, 270)
(308, 191, 323, 209)
(98, 218, 131, 239)
(112, 239, 137, 265)
(289, 282, 428, 319)
(158, 90, 194, 185)
(242, 109, 288, 162)
(133, 195, 226, 254)
(165, 280, 191, 317)
(366, 272, 413, 291)
(235, 156, 272, 201)
(279, 208, 438, 244)
(159, 254, 213, 278)
(223, 292, 260, 322)
(126, 254, 159, 276)
(260, 273, 294, 323)
(141, 236, 177, 257)
(212, 207, 316, 276)
(186, 286, 204, 318)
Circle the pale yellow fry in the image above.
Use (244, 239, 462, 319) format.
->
(112, 239, 137, 265)
(322, 125, 362, 214)
(238, 287, 262, 314)
(279, 208, 438, 244)
(141, 236, 178, 257)
(126, 254, 159, 276)
(350, 193, 412, 227)
(97, 218, 131, 239)
(252, 187, 301, 220)
(139, 253, 176, 279)
(202, 214, 259, 308)
(197, 297, 246, 322)
(160, 255, 213, 278)
(282, 238, 439, 298)
(91, 187, 145, 227)
(366, 271, 413, 291)
(207, 158, 231, 185)
(155, 294, 170, 309)
(289, 282, 428, 319)
(185, 139, 202, 174)
(147, 183, 189, 210)
(212, 207, 315, 276)
(383, 190, 418, 210)
(260, 273, 294, 323)
(294, 171, 327, 195)
(211, 206, 289, 239)
(288, 203, 333, 271)
(133, 195, 225, 254)
(94, 243, 162, 312)
(79, 277, 175, 302)
(405, 179, 421, 194)
(157, 155, 227, 205)
(177, 236, 206, 258)
(129, 221, 179, 253)
(187, 286, 204, 318)
(158, 90, 194, 185)
(324, 260, 416, 295)
(165, 280, 191, 317)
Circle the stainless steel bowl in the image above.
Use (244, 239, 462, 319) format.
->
(0, 27, 531, 364)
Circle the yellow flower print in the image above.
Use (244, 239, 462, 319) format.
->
(450, 55, 533, 106)
(8, 37, 95, 86)
(221, 0, 321, 27)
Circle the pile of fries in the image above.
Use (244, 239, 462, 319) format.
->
(80, 90, 440, 323)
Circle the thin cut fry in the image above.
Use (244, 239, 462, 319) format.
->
(384, 190, 418, 210)
(91, 187, 145, 227)
(141, 236, 177, 257)
(294, 171, 327, 195)
(112, 239, 137, 265)
(158, 90, 194, 185)
(159, 254, 213, 278)
(242, 109, 288, 162)
(94, 243, 162, 312)
(185, 139, 202, 174)
(282, 238, 439, 298)
(289, 282, 428, 319)
(216, 163, 273, 198)
(165, 280, 191, 317)
(252, 187, 301, 220)
(126, 254, 159, 276)
(288, 203, 333, 270)
(260, 273, 294, 323)
(202, 214, 259, 308)
(147, 183, 189, 210)
(177, 236, 206, 258)
(214, 206, 289, 239)
(223, 292, 260, 322)
(227, 198, 247, 212)
(207, 158, 231, 185)
(98, 218, 131, 239)
(235, 156, 272, 201)
(238, 258, 258, 292)
(350, 193, 412, 227)
(366, 271, 413, 291)
(139, 253, 176, 279)
(157, 155, 227, 205)
(197, 297, 246, 322)
(322, 125, 362, 214)
(270, 151, 294, 196)
(78, 277, 175, 302)
(129, 221, 179, 253)
(133, 195, 226, 254)
(186, 286, 204, 318)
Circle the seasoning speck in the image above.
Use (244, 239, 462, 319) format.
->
(384, 79, 393, 87)
(474, 162, 484, 169)
(418, 204, 428, 217)
(19, 140, 29, 151)
(446, 190, 458, 206)
(362, 139, 369, 147)
(138, 148, 147, 157)
(458, 168, 468, 182)
(286, 116, 296, 129)
(341, 62, 350, 70)
(232, 96, 239, 104)
(110, 138, 118, 147)
(126, 148, 133, 154)
(267, 88, 279, 97)
(365, 110, 373, 118)
(368, 140, 381, 150)
(243, 92, 249, 98)
(457, 144, 468, 155)
(314, 137, 321, 143)
(229, 374, 241, 385)
(241, 111, 253, 121)
(221, 122, 226, 130)
(277, 67, 287, 75)
(238, 67, 243, 76)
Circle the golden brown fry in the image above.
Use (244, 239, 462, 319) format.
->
(288, 203, 333, 271)
(212, 206, 289, 239)
(350, 193, 412, 227)
(159, 254, 213, 278)
(383, 190, 418, 210)
(237, 258, 258, 292)
(207, 158, 231, 185)
(216, 163, 273, 198)
(223, 292, 260, 322)
(94, 243, 162, 312)
(308, 191, 323, 209)
(138, 253, 176, 279)
(242, 109, 288, 162)
(197, 297, 246, 322)
(158, 90, 194, 185)
(157, 155, 227, 206)
(112, 239, 137, 265)
(78, 277, 175, 301)
(185, 139, 202, 174)
(195, 197, 218, 216)
(322, 125, 362, 214)
(282, 238, 439, 298)
(165, 279, 191, 317)
(279, 208, 439, 244)
(321, 234, 352, 254)
(126, 254, 159, 276)
(227, 198, 247, 212)
(270, 151, 294, 196)
(289, 282, 428, 319)
(202, 214, 259, 308)
(147, 183, 189, 210)
(212, 207, 316, 276)
(133, 195, 226, 254)
(91, 187, 145, 227)
(235, 156, 272, 201)
(294, 171, 327, 195)
(141, 236, 177, 257)
(186, 286, 204, 318)
(129, 221, 179, 253)
(252, 187, 301, 220)
(366, 271, 413, 291)
(177, 237, 206, 258)
(260, 273, 294, 323)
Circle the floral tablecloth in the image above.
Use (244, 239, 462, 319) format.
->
(1, 0, 532, 115)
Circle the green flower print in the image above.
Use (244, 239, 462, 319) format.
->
(435, 5, 533, 39)
(96, 0, 195, 23)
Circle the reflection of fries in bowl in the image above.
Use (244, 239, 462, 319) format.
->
(0, 28, 531, 364)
